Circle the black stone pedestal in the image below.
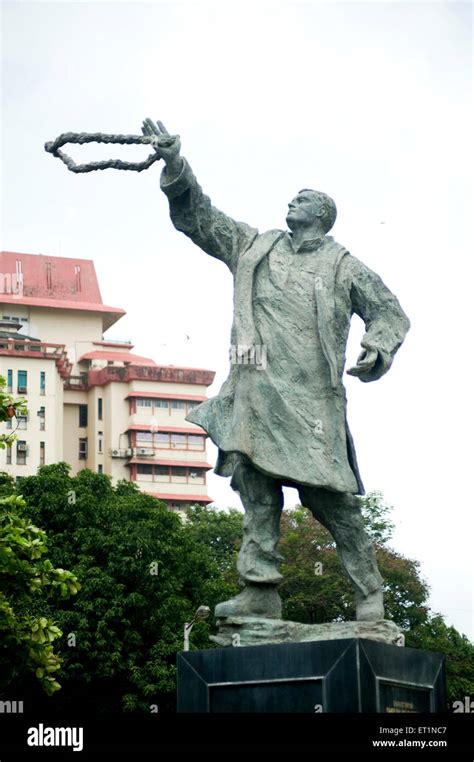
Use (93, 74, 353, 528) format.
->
(177, 638, 445, 713)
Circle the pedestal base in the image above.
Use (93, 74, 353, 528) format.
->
(211, 617, 404, 647)
(177, 638, 445, 713)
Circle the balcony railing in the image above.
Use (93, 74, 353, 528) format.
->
(0, 339, 72, 379)
(64, 375, 89, 391)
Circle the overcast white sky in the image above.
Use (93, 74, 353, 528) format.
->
(1, 0, 473, 639)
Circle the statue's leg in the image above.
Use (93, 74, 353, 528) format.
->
(215, 457, 283, 620)
(298, 486, 384, 621)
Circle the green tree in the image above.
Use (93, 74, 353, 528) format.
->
(4, 470, 472, 711)
(0, 373, 27, 450)
(0, 493, 80, 695)
(278, 495, 473, 705)
(360, 490, 395, 544)
(13, 466, 238, 712)
(278, 500, 429, 628)
(406, 615, 474, 707)
(1, 375, 79, 696)
(185, 504, 242, 580)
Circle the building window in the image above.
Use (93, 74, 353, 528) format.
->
(136, 464, 153, 481)
(98, 464, 103, 474)
(136, 431, 153, 444)
(132, 397, 202, 416)
(6, 446, 12, 465)
(40, 372, 46, 395)
(17, 370, 27, 394)
(188, 468, 206, 484)
(38, 407, 45, 431)
(155, 465, 170, 482)
(6, 418, 12, 430)
(170, 466, 187, 483)
(98, 397, 103, 420)
(188, 435, 205, 450)
(137, 464, 153, 475)
(16, 440, 27, 465)
(98, 434, 103, 453)
(79, 405, 88, 427)
(134, 430, 205, 451)
(170, 433, 187, 449)
(155, 432, 170, 448)
(17, 415, 28, 430)
(135, 464, 206, 484)
(39, 441, 45, 466)
(78, 438, 87, 460)
(7, 369, 12, 393)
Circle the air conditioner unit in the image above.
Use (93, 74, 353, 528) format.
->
(17, 386, 27, 394)
(136, 448, 154, 456)
(17, 444, 28, 451)
(125, 448, 133, 457)
(111, 448, 122, 458)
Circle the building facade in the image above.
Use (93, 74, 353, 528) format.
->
(0, 251, 214, 511)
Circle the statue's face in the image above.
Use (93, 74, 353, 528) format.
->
(286, 191, 320, 230)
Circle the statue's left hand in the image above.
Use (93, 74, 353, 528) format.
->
(141, 119, 181, 167)
(347, 348, 378, 377)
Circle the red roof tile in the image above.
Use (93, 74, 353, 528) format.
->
(127, 459, 213, 468)
(126, 391, 207, 401)
(79, 350, 156, 365)
(0, 251, 125, 330)
(127, 424, 206, 435)
(147, 492, 213, 504)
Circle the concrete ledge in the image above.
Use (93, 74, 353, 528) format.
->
(211, 617, 404, 647)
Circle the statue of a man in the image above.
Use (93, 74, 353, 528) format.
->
(144, 119, 410, 623)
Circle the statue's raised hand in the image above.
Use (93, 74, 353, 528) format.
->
(141, 119, 181, 170)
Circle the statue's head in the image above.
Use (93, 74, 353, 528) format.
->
(286, 189, 337, 234)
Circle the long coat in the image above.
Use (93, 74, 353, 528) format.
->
(161, 159, 410, 494)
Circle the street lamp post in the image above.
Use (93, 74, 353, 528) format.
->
(183, 605, 210, 651)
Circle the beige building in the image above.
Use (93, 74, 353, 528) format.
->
(0, 251, 215, 511)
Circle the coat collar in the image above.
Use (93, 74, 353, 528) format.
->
(287, 233, 334, 254)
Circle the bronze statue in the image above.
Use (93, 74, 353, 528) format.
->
(143, 118, 410, 623)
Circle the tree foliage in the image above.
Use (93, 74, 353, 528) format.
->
(11, 465, 240, 712)
(0, 493, 80, 695)
(1, 465, 472, 712)
(0, 374, 27, 449)
(406, 615, 474, 706)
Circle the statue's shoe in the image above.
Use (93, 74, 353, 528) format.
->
(356, 588, 384, 621)
(215, 584, 282, 620)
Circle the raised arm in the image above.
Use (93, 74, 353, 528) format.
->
(343, 254, 410, 382)
(143, 119, 258, 273)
